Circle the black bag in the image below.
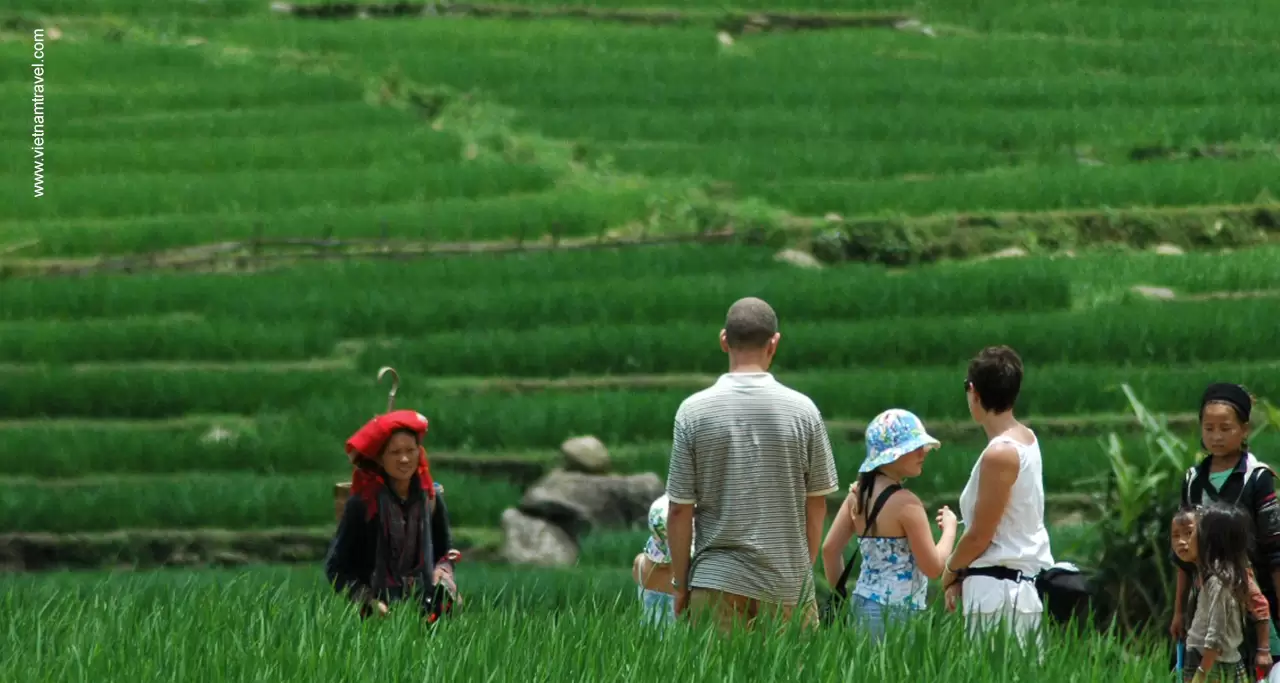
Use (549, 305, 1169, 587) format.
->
(819, 484, 901, 627)
(1035, 563, 1095, 629)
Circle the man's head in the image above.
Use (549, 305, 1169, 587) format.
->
(719, 297, 780, 366)
(965, 345, 1023, 417)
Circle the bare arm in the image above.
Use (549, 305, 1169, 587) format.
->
(899, 493, 957, 579)
(821, 495, 856, 589)
(804, 410, 838, 568)
(944, 444, 1019, 581)
(666, 405, 696, 593)
(806, 494, 828, 567)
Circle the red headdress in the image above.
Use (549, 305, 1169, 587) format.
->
(345, 409, 436, 520)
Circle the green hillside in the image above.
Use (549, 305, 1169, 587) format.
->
(0, 2, 1276, 673)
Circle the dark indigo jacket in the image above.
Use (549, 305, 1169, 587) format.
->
(323, 477, 454, 610)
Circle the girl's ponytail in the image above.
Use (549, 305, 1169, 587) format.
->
(854, 470, 879, 530)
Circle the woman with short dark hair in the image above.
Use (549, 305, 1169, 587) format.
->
(940, 346, 1054, 646)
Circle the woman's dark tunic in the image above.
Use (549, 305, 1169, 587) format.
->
(324, 477, 454, 615)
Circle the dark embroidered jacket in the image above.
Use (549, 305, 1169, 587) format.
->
(324, 475, 454, 615)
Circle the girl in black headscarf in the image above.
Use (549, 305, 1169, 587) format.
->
(1173, 383, 1280, 675)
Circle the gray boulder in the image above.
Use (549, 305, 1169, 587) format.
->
(500, 508, 578, 567)
(519, 469, 664, 537)
(561, 435, 611, 474)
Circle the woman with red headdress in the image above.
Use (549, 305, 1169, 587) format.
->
(324, 409, 461, 621)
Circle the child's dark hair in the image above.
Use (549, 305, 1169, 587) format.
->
(1172, 505, 1198, 526)
(853, 470, 879, 531)
(1196, 502, 1254, 606)
(966, 346, 1023, 414)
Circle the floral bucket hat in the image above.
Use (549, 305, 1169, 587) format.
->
(860, 408, 941, 473)
(643, 494, 695, 565)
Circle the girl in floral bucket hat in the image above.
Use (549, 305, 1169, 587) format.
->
(820, 409, 958, 641)
(632, 494, 695, 629)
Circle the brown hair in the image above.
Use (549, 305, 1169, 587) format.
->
(723, 297, 778, 350)
(966, 345, 1023, 413)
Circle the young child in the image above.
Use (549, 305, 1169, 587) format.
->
(632, 494, 694, 628)
(820, 409, 958, 640)
(1179, 503, 1260, 682)
(1172, 506, 1274, 679)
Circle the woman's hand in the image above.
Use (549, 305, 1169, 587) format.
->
(936, 506, 957, 532)
(1256, 648, 1273, 675)
(945, 581, 962, 613)
(433, 564, 457, 594)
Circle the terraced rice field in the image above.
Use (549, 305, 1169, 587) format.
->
(0, 0, 1278, 673)
(0, 243, 1277, 550)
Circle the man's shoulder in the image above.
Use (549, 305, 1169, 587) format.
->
(766, 381, 823, 418)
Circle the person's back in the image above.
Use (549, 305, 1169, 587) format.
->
(959, 428, 1052, 576)
(675, 373, 831, 603)
(665, 297, 838, 633)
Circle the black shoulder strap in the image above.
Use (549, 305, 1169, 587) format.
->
(865, 484, 902, 536)
(833, 484, 902, 595)
(1240, 458, 1274, 508)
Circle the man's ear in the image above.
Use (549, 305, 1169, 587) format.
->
(719, 329, 729, 353)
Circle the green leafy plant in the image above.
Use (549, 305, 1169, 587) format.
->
(1090, 384, 1200, 633)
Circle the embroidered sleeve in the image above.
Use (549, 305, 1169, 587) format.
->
(1247, 569, 1270, 621)
(1251, 470, 1280, 568)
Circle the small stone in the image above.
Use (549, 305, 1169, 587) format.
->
(561, 435, 610, 474)
(1130, 285, 1177, 301)
(1153, 243, 1184, 256)
(774, 248, 824, 269)
(200, 426, 235, 444)
(989, 246, 1028, 259)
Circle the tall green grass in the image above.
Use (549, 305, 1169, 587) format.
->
(0, 264, 1072, 333)
(365, 297, 1280, 376)
(0, 566, 1168, 683)
(0, 316, 339, 364)
(0, 471, 517, 533)
(1, 361, 1275, 447)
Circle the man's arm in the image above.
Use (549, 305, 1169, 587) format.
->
(805, 411, 839, 566)
(942, 444, 1019, 584)
(665, 406, 696, 598)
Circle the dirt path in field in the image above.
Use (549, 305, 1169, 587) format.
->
(271, 1, 913, 34)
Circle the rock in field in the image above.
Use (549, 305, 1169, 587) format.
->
(519, 470, 664, 537)
(561, 435, 611, 474)
(1130, 284, 1177, 300)
(1153, 243, 1185, 256)
(500, 508, 578, 567)
(774, 248, 824, 269)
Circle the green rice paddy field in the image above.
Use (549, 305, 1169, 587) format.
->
(1, 0, 1278, 677)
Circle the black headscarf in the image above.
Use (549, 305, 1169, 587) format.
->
(1200, 382, 1252, 423)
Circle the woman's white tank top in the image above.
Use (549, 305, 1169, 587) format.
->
(958, 432, 1055, 575)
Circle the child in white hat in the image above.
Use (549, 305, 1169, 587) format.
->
(820, 409, 958, 640)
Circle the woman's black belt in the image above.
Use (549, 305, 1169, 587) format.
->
(961, 566, 1036, 583)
